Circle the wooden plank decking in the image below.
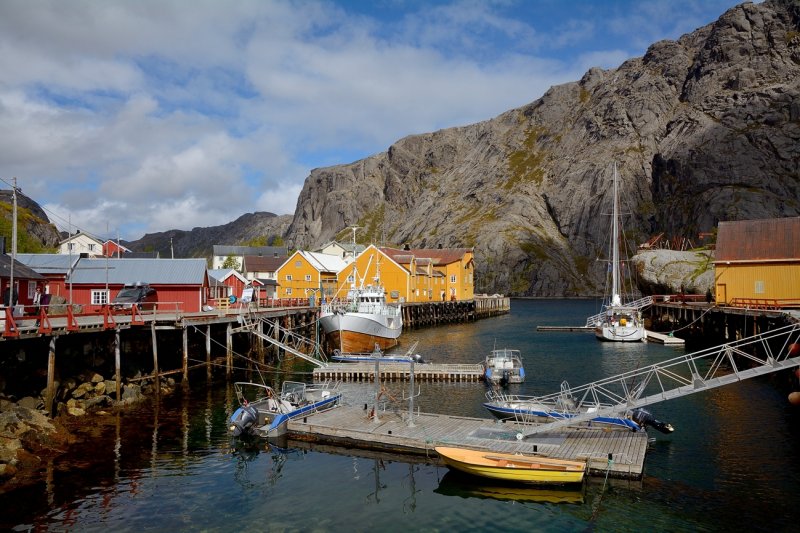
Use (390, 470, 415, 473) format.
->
(288, 405, 649, 479)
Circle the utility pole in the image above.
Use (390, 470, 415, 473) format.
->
(9, 178, 17, 310)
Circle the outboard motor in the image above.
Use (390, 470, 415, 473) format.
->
(412, 353, 427, 364)
(500, 370, 511, 387)
(631, 408, 674, 434)
(229, 403, 259, 437)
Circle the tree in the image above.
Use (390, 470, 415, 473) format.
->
(222, 255, 240, 270)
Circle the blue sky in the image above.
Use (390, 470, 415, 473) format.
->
(0, 0, 744, 241)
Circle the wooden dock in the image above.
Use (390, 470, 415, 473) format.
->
(313, 362, 484, 381)
(288, 405, 649, 479)
(645, 330, 685, 345)
(536, 325, 593, 332)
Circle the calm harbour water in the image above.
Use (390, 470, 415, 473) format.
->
(4, 299, 800, 532)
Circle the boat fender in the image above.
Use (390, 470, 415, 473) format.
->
(519, 368, 525, 379)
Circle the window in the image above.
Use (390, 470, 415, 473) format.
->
(754, 280, 765, 294)
(88, 243, 95, 252)
(67, 242, 75, 251)
(305, 274, 312, 282)
(347, 275, 354, 283)
(450, 275, 457, 284)
(286, 288, 292, 296)
(286, 274, 293, 281)
(91, 289, 109, 305)
(295, 261, 302, 268)
(28, 283, 37, 299)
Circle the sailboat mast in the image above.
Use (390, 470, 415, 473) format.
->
(611, 163, 620, 303)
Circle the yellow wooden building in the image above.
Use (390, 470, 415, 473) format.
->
(714, 217, 800, 305)
(274, 250, 348, 301)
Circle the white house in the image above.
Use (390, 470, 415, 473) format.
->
(58, 231, 105, 257)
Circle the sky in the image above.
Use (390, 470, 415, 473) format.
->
(0, 0, 745, 241)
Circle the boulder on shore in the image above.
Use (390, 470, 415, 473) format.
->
(632, 249, 714, 296)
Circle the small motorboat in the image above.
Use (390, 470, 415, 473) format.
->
(482, 348, 525, 385)
(435, 446, 586, 485)
(229, 380, 341, 438)
(483, 382, 674, 434)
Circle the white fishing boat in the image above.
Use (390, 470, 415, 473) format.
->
(229, 380, 341, 439)
(319, 258, 402, 353)
(594, 162, 646, 342)
(482, 347, 525, 385)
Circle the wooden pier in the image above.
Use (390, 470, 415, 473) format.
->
(288, 405, 649, 480)
(644, 329, 685, 345)
(313, 362, 484, 381)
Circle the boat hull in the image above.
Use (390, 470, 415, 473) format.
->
(435, 446, 585, 485)
(320, 311, 402, 353)
(594, 325, 646, 342)
(482, 402, 640, 431)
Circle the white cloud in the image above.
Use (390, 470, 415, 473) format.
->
(0, 0, 741, 241)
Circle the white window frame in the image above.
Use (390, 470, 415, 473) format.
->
(305, 274, 312, 282)
(286, 287, 292, 296)
(286, 274, 293, 281)
(754, 280, 765, 294)
(91, 289, 109, 305)
(450, 275, 457, 284)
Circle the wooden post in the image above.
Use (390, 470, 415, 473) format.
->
(206, 325, 212, 380)
(45, 337, 56, 415)
(151, 321, 159, 381)
(182, 325, 189, 382)
(226, 322, 232, 377)
(257, 319, 265, 364)
(115, 328, 121, 401)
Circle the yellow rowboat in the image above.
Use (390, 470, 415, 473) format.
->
(435, 446, 586, 485)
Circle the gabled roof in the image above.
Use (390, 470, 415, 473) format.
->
(213, 245, 286, 257)
(0, 255, 46, 280)
(15, 253, 77, 275)
(715, 217, 800, 263)
(68, 257, 208, 285)
(243, 254, 286, 272)
(316, 241, 366, 254)
(294, 251, 348, 273)
(59, 230, 104, 246)
(208, 268, 248, 284)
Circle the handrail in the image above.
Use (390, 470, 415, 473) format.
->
(518, 322, 800, 435)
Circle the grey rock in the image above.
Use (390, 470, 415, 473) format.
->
(632, 250, 715, 295)
(284, 0, 800, 296)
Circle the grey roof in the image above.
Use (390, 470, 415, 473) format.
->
(15, 253, 77, 275)
(0, 255, 46, 280)
(68, 257, 208, 285)
(213, 245, 287, 257)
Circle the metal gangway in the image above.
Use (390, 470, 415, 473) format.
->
(236, 313, 329, 368)
(517, 322, 800, 436)
(585, 295, 654, 327)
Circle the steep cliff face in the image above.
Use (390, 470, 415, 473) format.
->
(286, 0, 800, 296)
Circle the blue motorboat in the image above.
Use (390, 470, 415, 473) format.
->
(229, 380, 342, 438)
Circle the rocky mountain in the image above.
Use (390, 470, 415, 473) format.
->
(0, 190, 61, 252)
(125, 212, 293, 259)
(285, 0, 800, 296)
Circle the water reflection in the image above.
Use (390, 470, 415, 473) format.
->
(435, 470, 585, 504)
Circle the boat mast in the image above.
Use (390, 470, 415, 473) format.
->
(611, 163, 621, 307)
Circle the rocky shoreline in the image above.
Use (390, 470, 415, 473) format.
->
(0, 372, 178, 491)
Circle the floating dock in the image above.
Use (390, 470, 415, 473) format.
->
(313, 362, 484, 381)
(288, 405, 649, 480)
(645, 330, 685, 345)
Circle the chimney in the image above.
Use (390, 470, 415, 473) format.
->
(437, 243, 443, 249)
(403, 243, 410, 251)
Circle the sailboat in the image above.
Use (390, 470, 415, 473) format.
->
(594, 163, 646, 342)
(319, 251, 402, 353)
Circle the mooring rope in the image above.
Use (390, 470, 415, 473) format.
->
(589, 454, 614, 523)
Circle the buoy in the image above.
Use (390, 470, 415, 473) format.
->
(789, 343, 800, 357)
(789, 391, 800, 406)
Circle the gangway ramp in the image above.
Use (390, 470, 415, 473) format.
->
(585, 295, 653, 327)
(236, 314, 329, 368)
(518, 322, 800, 436)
